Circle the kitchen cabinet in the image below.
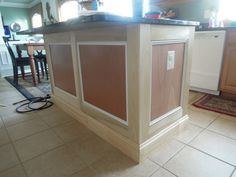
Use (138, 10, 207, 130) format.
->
(220, 30, 236, 95)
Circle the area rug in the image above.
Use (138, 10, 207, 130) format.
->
(192, 94, 236, 117)
(5, 75, 51, 99)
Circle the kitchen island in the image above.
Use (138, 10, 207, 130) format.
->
(21, 14, 198, 162)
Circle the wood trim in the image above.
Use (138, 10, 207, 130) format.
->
(220, 92, 236, 101)
(220, 30, 236, 95)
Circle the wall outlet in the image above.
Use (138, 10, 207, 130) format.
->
(167, 51, 175, 70)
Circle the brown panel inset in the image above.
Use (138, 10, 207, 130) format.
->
(79, 44, 127, 121)
(151, 43, 185, 120)
(49, 44, 76, 95)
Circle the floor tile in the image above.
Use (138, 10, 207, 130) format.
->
(164, 146, 234, 177)
(188, 91, 204, 104)
(69, 167, 99, 177)
(14, 130, 64, 162)
(0, 96, 25, 106)
(2, 112, 38, 127)
(0, 90, 22, 100)
(121, 159, 160, 177)
(7, 118, 49, 141)
(0, 119, 3, 129)
(36, 106, 64, 117)
(0, 106, 16, 118)
(23, 145, 87, 177)
(53, 120, 94, 143)
(67, 135, 113, 165)
(172, 121, 203, 144)
(208, 116, 236, 140)
(190, 130, 236, 166)
(148, 139, 184, 166)
(0, 128, 10, 146)
(41, 110, 74, 127)
(0, 144, 19, 172)
(232, 170, 236, 177)
(91, 148, 159, 177)
(150, 168, 176, 177)
(0, 165, 26, 177)
(187, 107, 218, 128)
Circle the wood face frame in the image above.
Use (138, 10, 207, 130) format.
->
(77, 41, 129, 126)
(149, 40, 187, 126)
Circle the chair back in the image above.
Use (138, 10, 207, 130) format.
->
(2, 37, 17, 66)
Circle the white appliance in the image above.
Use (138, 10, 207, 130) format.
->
(190, 30, 226, 95)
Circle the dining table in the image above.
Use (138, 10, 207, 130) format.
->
(15, 42, 45, 86)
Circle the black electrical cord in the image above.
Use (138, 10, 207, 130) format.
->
(13, 94, 53, 113)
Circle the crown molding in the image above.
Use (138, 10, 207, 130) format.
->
(0, 0, 41, 8)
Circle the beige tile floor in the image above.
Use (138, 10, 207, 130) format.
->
(0, 78, 236, 177)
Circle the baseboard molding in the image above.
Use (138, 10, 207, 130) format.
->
(52, 95, 188, 163)
(140, 115, 189, 160)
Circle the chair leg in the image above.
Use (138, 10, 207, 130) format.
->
(44, 59, 48, 80)
(34, 60, 40, 83)
(13, 67, 18, 85)
(40, 60, 45, 78)
(20, 65, 25, 79)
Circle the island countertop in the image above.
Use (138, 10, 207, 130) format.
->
(19, 13, 199, 35)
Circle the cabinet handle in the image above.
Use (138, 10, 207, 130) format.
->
(214, 35, 219, 38)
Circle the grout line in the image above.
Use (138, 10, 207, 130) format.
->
(161, 166, 178, 177)
(206, 128, 236, 141)
(180, 140, 236, 168)
(19, 143, 65, 164)
(229, 168, 236, 177)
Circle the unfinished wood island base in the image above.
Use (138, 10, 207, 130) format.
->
(24, 14, 197, 162)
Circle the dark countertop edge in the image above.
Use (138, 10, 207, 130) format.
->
(196, 27, 236, 31)
(18, 14, 199, 35)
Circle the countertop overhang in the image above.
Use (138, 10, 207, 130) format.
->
(18, 13, 199, 35)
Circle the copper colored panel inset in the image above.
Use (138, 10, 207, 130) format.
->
(151, 43, 185, 120)
(49, 44, 76, 96)
(79, 44, 127, 121)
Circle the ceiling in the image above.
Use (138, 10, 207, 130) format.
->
(0, 0, 40, 8)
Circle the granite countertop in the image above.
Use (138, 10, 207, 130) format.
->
(18, 13, 199, 35)
(195, 26, 236, 31)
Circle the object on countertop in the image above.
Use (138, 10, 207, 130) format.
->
(144, 11, 161, 19)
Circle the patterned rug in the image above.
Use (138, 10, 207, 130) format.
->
(5, 75, 51, 99)
(193, 94, 236, 117)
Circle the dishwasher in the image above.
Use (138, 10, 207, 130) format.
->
(190, 30, 226, 95)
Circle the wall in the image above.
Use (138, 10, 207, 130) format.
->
(150, 0, 219, 23)
(0, 6, 29, 40)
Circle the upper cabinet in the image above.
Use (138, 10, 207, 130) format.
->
(220, 30, 236, 95)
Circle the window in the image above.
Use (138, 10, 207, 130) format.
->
(32, 13, 42, 28)
(99, 0, 133, 17)
(218, 0, 236, 21)
(60, 1, 79, 21)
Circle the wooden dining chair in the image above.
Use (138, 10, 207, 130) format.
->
(34, 50, 48, 81)
(3, 37, 36, 85)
